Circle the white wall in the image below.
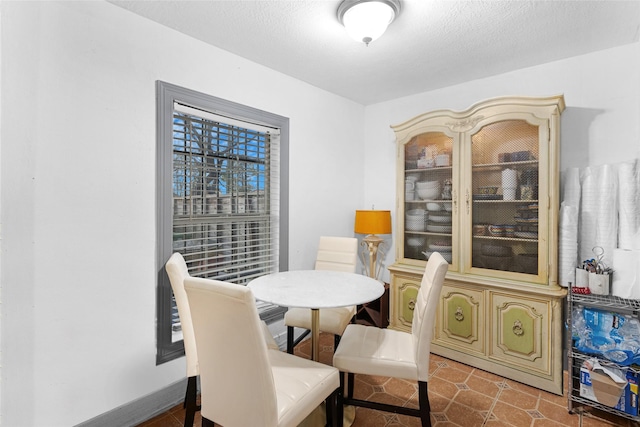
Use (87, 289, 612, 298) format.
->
(363, 42, 640, 279)
(0, 2, 364, 425)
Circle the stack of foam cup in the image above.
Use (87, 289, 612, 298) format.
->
(501, 168, 517, 200)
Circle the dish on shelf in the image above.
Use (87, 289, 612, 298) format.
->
(429, 213, 452, 223)
(517, 253, 538, 274)
(405, 223, 424, 231)
(477, 186, 499, 195)
(473, 194, 503, 200)
(425, 202, 443, 211)
(426, 224, 452, 233)
(478, 254, 513, 270)
(514, 231, 537, 239)
(443, 202, 453, 212)
(407, 236, 426, 247)
(481, 244, 512, 257)
(517, 203, 539, 211)
(415, 180, 440, 188)
(515, 218, 539, 223)
(422, 250, 452, 263)
(417, 188, 440, 200)
(429, 243, 452, 251)
(406, 208, 425, 216)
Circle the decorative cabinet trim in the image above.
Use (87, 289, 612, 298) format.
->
(444, 115, 484, 132)
(490, 293, 551, 376)
(493, 300, 542, 359)
(439, 288, 482, 350)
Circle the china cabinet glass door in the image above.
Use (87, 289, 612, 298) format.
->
(403, 129, 457, 270)
(466, 117, 548, 282)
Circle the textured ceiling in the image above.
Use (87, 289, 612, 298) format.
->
(109, 0, 640, 105)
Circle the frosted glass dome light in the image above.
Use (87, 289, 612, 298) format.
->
(338, 0, 401, 46)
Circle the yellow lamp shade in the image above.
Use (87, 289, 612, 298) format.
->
(354, 210, 392, 235)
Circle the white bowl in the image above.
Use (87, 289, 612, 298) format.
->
(417, 187, 440, 200)
(406, 217, 425, 225)
(406, 209, 426, 217)
(426, 223, 452, 233)
(422, 250, 452, 263)
(429, 243, 452, 251)
(406, 221, 425, 231)
(429, 213, 452, 223)
(407, 236, 426, 247)
(426, 202, 443, 211)
(416, 180, 440, 188)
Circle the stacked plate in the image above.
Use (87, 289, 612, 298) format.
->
(422, 249, 452, 263)
(426, 240, 452, 263)
(426, 210, 452, 233)
(429, 212, 452, 223)
(406, 209, 426, 231)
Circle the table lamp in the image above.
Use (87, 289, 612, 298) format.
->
(354, 210, 392, 279)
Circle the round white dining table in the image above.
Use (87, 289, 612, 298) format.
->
(248, 270, 384, 361)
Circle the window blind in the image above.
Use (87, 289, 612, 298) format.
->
(171, 105, 280, 286)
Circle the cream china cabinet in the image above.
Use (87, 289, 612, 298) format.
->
(389, 95, 567, 394)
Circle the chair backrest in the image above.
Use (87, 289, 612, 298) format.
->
(185, 276, 278, 426)
(412, 252, 449, 381)
(165, 252, 198, 377)
(314, 236, 358, 273)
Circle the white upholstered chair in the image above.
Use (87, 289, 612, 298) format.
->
(165, 253, 278, 426)
(284, 236, 359, 354)
(332, 252, 449, 427)
(184, 276, 340, 427)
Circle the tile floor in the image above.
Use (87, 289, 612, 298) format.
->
(137, 333, 636, 427)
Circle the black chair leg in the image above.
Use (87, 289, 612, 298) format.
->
(184, 376, 199, 427)
(287, 327, 311, 354)
(337, 374, 345, 427)
(202, 417, 215, 427)
(287, 326, 295, 354)
(334, 334, 341, 352)
(418, 381, 431, 427)
(347, 372, 355, 400)
(325, 388, 340, 427)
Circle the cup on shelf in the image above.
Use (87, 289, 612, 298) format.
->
(405, 190, 415, 201)
(504, 224, 516, 237)
(503, 186, 517, 201)
(520, 184, 535, 200)
(487, 224, 505, 237)
(473, 224, 487, 236)
(435, 154, 450, 167)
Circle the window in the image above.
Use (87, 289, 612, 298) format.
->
(156, 81, 289, 364)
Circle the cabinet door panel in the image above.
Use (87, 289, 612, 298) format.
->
(465, 115, 550, 285)
(399, 282, 419, 329)
(435, 285, 484, 354)
(400, 127, 458, 272)
(390, 275, 419, 332)
(490, 292, 551, 375)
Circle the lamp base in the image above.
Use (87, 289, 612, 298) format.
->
(362, 234, 385, 279)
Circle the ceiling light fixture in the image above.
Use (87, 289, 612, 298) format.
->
(337, 0, 401, 46)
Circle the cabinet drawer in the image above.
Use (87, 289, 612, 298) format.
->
(489, 292, 551, 375)
(435, 284, 484, 354)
